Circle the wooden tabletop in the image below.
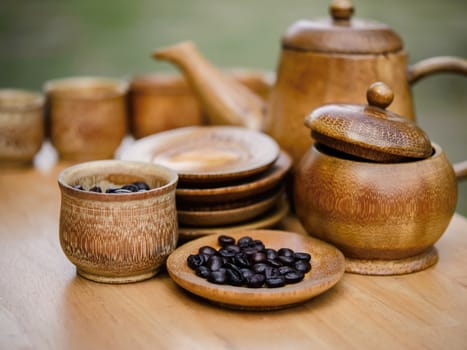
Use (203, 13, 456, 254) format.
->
(1, 144, 467, 350)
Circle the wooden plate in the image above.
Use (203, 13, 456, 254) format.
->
(176, 151, 292, 204)
(177, 187, 283, 227)
(167, 230, 345, 310)
(178, 197, 289, 241)
(119, 126, 279, 183)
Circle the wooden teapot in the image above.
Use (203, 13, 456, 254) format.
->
(293, 82, 467, 276)
(153, 0, 467, 167)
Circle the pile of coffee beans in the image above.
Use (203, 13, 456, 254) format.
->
(187, 235, 311, 288)
(73, 181, 150, 194)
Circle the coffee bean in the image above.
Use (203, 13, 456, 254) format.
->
(265, 266, 281, 279)
(294, 252, 312, 262)
(132, 181, 150, 191)
(206, 255, 224, 271)
(218, 235, 235, 247)
(187, 254, 204, 270)
(246, 273, 265, 288)
(265, 276, 286, 288)
(113, 189, 133, 194)
(195, 266, 210, 278)
(266, 258, 282, 268)
(265, 248, 278, 260)
(278, 255, 295, 265)
(225, 268, 244, 286)
(240, 268, 254, 280)
(199, 246, 217, 256)
(237, 236, 253, 248)
(278, 266, 294, 275)
(242, 247, 258, 256)
(278, 248, 294, 257)
(186, 236, 312, 289)
(284, 271, 305, 284)
(252, 263, 268, 274)
(218, 248, 236, 259)
(223, 262, 240, 271)
(89, 186, 102, 193)
(250, 252, 267, 264)
(121, 184, 140, 192)
(208, 270, 226, 284)
(198, 253, 211, 265)
(233, 253, 250, 268)
(295, 260, 312, 273)
(249, 240, 265, 251)
(225, 244, 241, 254)
(76, 181, 151, 194)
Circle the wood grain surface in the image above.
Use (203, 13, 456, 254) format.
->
(1, 149, 467, 349)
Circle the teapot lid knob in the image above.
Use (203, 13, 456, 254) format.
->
(330, 0, 354, 21)
(366, 82, 394, 109)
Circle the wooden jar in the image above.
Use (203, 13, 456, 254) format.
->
(294, 83, 464, 275)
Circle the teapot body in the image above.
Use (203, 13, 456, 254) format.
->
(294, 143, 457, 261)
(267, 49, 415, 166)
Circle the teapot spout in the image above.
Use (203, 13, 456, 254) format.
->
(153, 41, 266, 131)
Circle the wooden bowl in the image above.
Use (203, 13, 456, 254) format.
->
(58, 160, 178, 283)
(0, 89, 44, 166)
(294, 143, 457, 275)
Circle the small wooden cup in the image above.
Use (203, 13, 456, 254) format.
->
(45, 77, 128, 161)
(58, 160, 178, 283)
(129, 74, 204, 139)
(0, 89, 44, 166)
(128, 70, 273, 139)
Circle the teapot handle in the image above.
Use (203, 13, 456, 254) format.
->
(407, 56, 467, 182)
(407, 56, 467, 84)
(454, 160, 467, 181)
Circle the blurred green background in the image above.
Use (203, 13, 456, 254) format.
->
(1, 0, 466, 215)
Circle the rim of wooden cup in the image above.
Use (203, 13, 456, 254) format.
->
(44, 76, 129, 100)
(58, 159, 179, 200)
(0, 88, 44, 111)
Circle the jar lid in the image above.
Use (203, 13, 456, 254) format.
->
(304, 82, 432, 162)
(282, 0, 403, 54)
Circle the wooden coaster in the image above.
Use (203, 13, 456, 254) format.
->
(345, 246, 438, 276)
(167, 230, 345, 310)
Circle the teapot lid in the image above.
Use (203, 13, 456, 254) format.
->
(304, 82, 433, 162)
(282, 0, 403, 54)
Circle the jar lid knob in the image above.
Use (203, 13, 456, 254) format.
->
(330, 0, 354, 21)
(366, 82, 394, 109)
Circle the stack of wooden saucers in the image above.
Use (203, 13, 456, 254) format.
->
(119, 126, 291, 241)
